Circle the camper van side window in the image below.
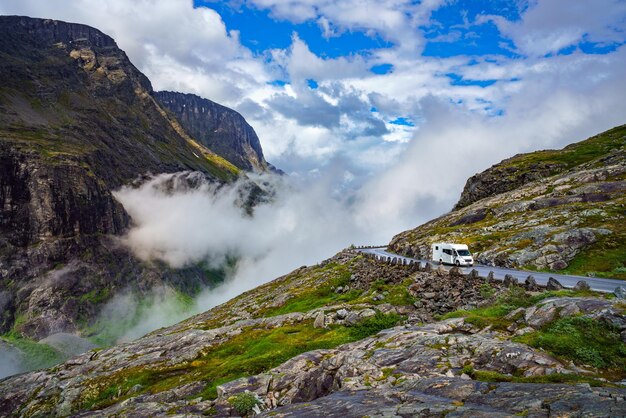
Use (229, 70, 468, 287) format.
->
(435, 246, 438, 250)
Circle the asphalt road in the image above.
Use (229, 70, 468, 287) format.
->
(357, 247, 624, 294)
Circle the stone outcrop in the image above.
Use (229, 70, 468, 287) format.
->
(155, 91, 273, 172)
(257, 378, 626, 417)
(508, 296, 626, 333)
(212, 306, 625, 416)
(454, 158, 564, 210)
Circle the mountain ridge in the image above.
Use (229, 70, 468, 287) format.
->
(155, 90, 271, 173)
(390, 124, 626, 279)
(0, 15, 266, 350)
(453, 125, 626, 210)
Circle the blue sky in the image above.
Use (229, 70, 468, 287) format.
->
(196, 0, 394, 58)
(195, 0, 624, 70)
(195, 0, 525, 58)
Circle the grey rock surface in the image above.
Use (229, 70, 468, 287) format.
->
(155, 91, 272, 172)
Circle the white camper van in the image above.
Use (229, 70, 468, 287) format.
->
(432, 243, 474, 267)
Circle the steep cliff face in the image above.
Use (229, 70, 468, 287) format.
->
(155, 91, 270, 172)
(0, 16, 242, 342)
(390, 125, 626, 278)
(0, 16, 239, 187)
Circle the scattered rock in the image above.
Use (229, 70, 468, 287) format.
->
(448, 266, 462, 276)
(505, 307, 525, 321)
(524, 275, 539, 291)
(503, 274, 518, 288)
(526, 304, 558, 329)
(345, 312, 361, 325)
(335, 309, 348, 320)
(614, 286, 626, 300)
(313, 312, 326, 329)
(514, 327, 534, 336)
(360, 308, 376, 319)
(573, 280, 590, 291)
(546, 277, 563, 290)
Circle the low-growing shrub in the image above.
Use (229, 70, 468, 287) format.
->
(229, 391, 261, 417)
(348, 312, 402, 340)
(515, 316, 626, 371)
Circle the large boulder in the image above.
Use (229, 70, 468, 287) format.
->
(573, 280, 590, 291)
(546, 277, 564, 291)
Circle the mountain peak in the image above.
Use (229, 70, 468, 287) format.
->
(155, 91, 270, 172)
(0, 15, 118, 49)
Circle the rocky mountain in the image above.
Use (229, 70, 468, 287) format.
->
(0, 249, 624, 416)
(390, 124, 626, 279)
(0, 15, 269, 355)
(155, 91, 273, 173)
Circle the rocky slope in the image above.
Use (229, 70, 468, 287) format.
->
(390, 124, 626, 279)
(155, 91, 273, 173)
(0, 16, 267, 354)
(0, 250, 624, 416)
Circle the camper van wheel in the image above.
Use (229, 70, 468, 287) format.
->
(455, 260, 460, 267)
(439, 259, 443, 265)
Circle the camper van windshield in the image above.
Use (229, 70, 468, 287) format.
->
(456, 249, 471, 256)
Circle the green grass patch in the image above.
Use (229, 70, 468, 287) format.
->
(501, 124, 626, 173)
(260, 263, 357, 317)
(85, 288, 196, 347)
(440, 304, 514, 330)
(561, 233, 626, 280)
(462, 366, 615, 387)
(0, 336, 66, 371)
(346, 278, 419, 307)
(439, 288, 602, 331)
(228, 391, 261, 416)
(79, 287, 112, 305)
(514, 316, 626, 374)
(79, 313, 402, 411)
